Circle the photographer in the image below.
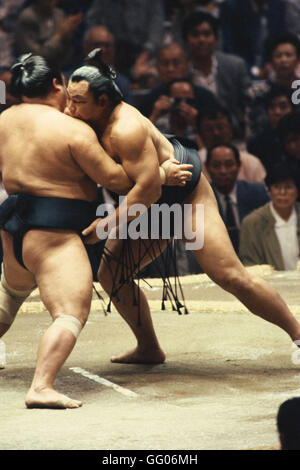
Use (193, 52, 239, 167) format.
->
(149, 78, 201, 143)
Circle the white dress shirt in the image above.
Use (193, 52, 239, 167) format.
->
(190, 55, 218, 96)
(270, 202, 299, 270)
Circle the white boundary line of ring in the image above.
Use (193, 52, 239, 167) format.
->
(69, 366, 138, 398)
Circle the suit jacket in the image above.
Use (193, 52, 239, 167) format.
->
(211, 179, 270, 252)
(215, 51, 251, 134)
(211, 180, 270, 225)
(239, 202, 300, 271)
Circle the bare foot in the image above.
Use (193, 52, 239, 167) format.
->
(25, 387, 82, 409)
(111, 346, 166, 364)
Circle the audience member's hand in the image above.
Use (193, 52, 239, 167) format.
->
(254, 62, 272, 80)
(150, 95, 172, 122)
(55, 13, 83, 40)
(176, 101, 198, 127)
(133, 50, 158, 84)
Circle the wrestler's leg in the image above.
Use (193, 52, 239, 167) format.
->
(182, 174, 300, 342)
(0, 231, 36, 338)
(22, 229, 93, 409)
(98, 237, 168, 364)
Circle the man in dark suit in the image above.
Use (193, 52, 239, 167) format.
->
(182, 11, 251, 136)
(206, 142, 270, 253)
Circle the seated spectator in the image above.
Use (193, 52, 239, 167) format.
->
(14, 0, 83, 71)
(206, 143, 269, 252)
(83, 26, 134, 105)
(182, 11, 251, 136)
(277, 397, 300, 450)
(246, 32, 300, 137)
(149, 79, 201, 142)
(220, 0, 286, 72)
(86, 0, 165, 81)
(197, 104, 267, 182)
(138, 43, 216, 119)
(164, 0, 221, 46)
(247, 85, 295, 173)
(239, 164, 300, 270)
(277, 112, 300, 192)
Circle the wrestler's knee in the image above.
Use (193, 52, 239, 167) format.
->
(0, 267, 34, 327)
(212, 267, 252, 295)
(52, 309, 88, 328)
(52, 314, 84, 339)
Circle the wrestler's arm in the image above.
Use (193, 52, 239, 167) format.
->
(69, 123, 133, 195)
(90, 124, 163, 239)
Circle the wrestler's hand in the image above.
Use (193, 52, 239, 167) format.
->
(162, 159, 193, 187)
(82, 218, 103, 244)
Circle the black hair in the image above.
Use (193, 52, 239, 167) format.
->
(206, 142, 240, 166)
(182, 11, 219, 42)
(264, 85, 293, 111)
(265, 32, 300, 62)
(197, 103, 232, 129)
(70, 48, 123, 104)
(9, 53, 63, 99)
(264, 162, 298, 189)
(277, 397, 300, 450)
(277, 111, 300, 144)
(165, 78, 195, 94)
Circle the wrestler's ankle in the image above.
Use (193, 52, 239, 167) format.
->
(136, 338, 162, 350)
(136, 344, 166, 358)
(30, 384, 53, 394)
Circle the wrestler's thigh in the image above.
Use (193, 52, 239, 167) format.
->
(22, 229, 93, 321)
(0, 231, 36, 289)
(99, 237, 169, 281)
(181, 174, 245, 283)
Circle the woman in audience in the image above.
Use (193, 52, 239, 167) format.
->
(239, 164, 300, 270)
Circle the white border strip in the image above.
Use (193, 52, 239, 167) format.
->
(70, 367, 138, 398)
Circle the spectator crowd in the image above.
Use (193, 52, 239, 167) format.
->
(1, 0, 300, 275)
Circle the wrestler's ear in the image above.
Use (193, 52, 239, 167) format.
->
(97, 93, 109, 108)
(52, 77, 61, 91)
(52, 77, 67, 94)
